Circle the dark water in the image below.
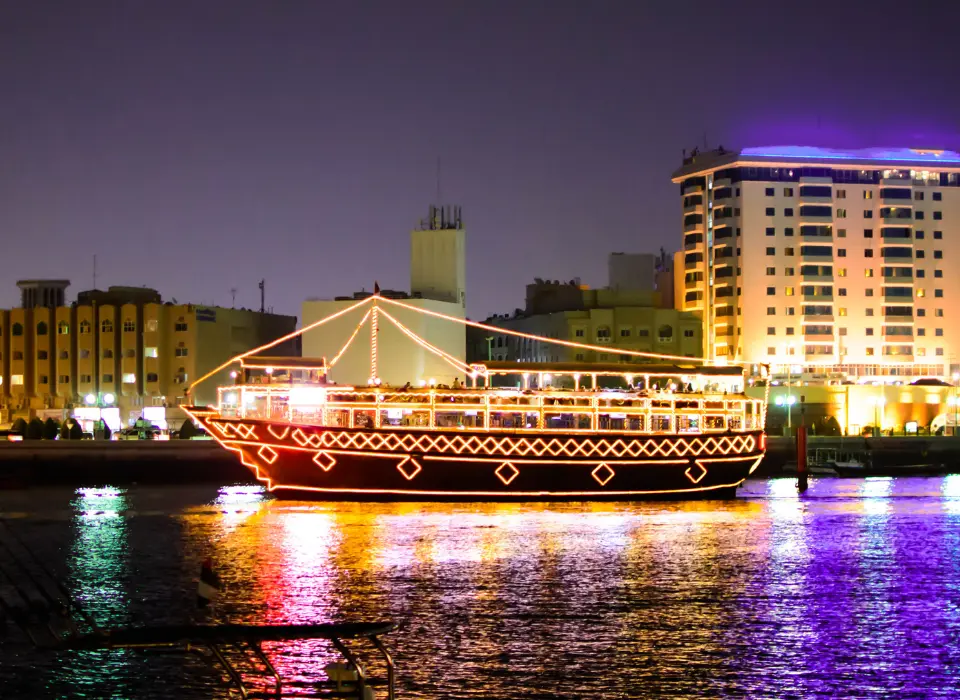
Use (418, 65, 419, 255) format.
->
(3, 477, 960, 698)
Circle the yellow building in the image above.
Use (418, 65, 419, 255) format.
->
(471, 277, 702, 365)
(0, 283, 296, 429)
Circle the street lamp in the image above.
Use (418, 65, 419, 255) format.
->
(775, 394, 796, 434)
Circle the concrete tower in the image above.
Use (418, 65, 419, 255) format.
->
(410, 205, 466, 308)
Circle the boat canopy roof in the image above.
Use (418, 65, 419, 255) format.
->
(474, 361, 743, 377)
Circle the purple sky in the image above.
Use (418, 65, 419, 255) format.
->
(3, 1, 959, 321)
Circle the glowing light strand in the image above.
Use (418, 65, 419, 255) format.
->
(377, 306, 475, 376)
(329, 308, 372, 368)
(188, 296, 373, 396)
(370, 304, 379, 382)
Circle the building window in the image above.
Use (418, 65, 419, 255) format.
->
(101, 319, 114, 333)
(784, 227, 794, 237)
(147, 372, 159, 382)
(79, 349, 90, 359)
(784, 208, 794, 217)
(837, 209, 847, 218)
(39, 375, 49, 384)
(934, 250, 943, 259)
(766, 267, 776, 275)
(865, 269, 873, 278)
(937, 348, 945, 356)
(59, 350, 68, 359)
(917, 250, 926, 259)
(785, 267, 795, 276)
(866, 328, 874, 336)
(767, 307, 776, 315)
(915, 191, 925, 201)
(13, 350, 23, 360)
(657, 325, 673, 341)
(918, 309, 926, 317)
(37, 350, 48, 360)
(838, 288, 847, 296)
(683, 329, 694, 338)
(786, 327, 795, 335)
(915, 211, 925, 220)
(124, 349, 135, 358)
(175, 322, 188, 332)
(619, 328, 631, 337)
(11, 375, 23, 385)
(865, 348, 874, 356)
(637, 329, 650, 337)
(766, 227, 775, 236)
(839, 328, 847, 336)
(935, 269, 943, 278)
(866, 309, 874, 317)
(837, 229, 846, 238)
(933, 192, 942, 201)
(145, 347, 158, 358)
(575, 353, 584, 361)
(58, 375, 69, 383)
(784, 187, 794, 196)
(917, 348, 926, 357)
(103, 349, 113, 358)
(838, 268, 847, 277)
(766, 287, 775, 296)
(936, 328, 944, 337)
(934, 230, 943, 239)
(122, 373, 136, 384)
(866, 288, 874, 297)
(79, 321, 91, 334)
(123, 320, 135, 332)
(785, 287, 794, 296)
(596, 327, 611, 340)
(765, 187, 774, 196)
(918, 328, 926, 337)
(934, 211, 943, 220)
(837, 189, 846, 199)
(864, 229, 873, 238)
(837, 249, 846, 257)
(767, 347, 775, 355)
(765, 247, 775, 256)
(574, 329, 584, 337)
(865, 250, 874, 258)
(36, 322, 48, 336)
(102, 374, 114, 383)
(765, 207, 775, 216)
(79, 374, 92, 383)
(785, 307, 796, 316)
(935, 289, 943, 297)
(767, 327, 775, 335)
(838, 308, 847, 317)
(916, 230, 925, 239)
(57, 321, 69, 335)
(864, 211, 873, 219)
(785, 247, 795, 256)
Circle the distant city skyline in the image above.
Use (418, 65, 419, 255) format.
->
(3, 1, 960, 320)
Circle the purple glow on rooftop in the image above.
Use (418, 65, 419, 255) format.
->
(742, 145, 960, 164)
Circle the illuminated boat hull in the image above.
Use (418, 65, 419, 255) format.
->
(186, 407, 765, 500)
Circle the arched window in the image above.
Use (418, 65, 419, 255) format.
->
(657, 324, 674, 340)
(57, 321, 69, 335)
(36, 322, 48, 336)
(79, 320, 91, 334)
(101, 319, 114, 333)
(146, 373, 159, 383)
(123, 319, 135, 332)
(12, 323, 23, 337)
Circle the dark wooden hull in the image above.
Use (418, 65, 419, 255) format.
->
(185, 408, 765, 501)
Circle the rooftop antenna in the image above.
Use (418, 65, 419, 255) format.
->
(258, 279, 265, 314)
(230, 288, 237, 308)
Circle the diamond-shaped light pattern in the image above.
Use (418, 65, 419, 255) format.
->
(495, 461, 520, 485)
(257, 445, 278, 465)
(396, 456, 422, 481)
(591, 463, 615, 486)
(685, 463, 708, 484)
(312, 450, 337, 472)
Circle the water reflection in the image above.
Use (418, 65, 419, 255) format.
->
(5, 479, 960, 698)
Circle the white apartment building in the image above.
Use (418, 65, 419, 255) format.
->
(672, 146, 960, 382)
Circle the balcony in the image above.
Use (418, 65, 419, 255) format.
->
(803, 293, 834, 303)
(683, 202, 703, 214)
(684, 258, 702, 270)
(799, 194, 833, 205)
(880, 196, 913, 207)
(712, 177, 731, 189)
(801, 273, 833, 282)
(684, 219, 704, 233)
(802, 314, 835, 324)
(682, 183, 704, 195)
(883, 292, 914, 302)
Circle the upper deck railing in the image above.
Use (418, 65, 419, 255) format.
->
(215, 384, 765, 435)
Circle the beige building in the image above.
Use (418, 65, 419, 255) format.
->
(672, 146, 960, 381)
(471, 272, 702, 366)
(303, 205, 468, 387)
(0, 282, 296, 428)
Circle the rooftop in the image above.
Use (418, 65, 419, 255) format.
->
(672, 145, 960, 180)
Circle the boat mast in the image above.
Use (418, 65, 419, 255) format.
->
(370, 283, 380, 384)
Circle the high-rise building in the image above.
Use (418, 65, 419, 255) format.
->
(672, 146, 960, 381)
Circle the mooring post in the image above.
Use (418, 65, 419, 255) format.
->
(797, 424, 808, 493)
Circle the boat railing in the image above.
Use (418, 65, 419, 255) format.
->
(214, 385, 764, 434)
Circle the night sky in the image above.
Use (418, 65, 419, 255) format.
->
(3, 1, 959, 321)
